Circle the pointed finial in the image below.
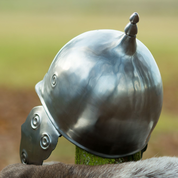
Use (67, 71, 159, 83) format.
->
(124, 12, 139, 37)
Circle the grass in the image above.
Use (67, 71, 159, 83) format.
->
(153, 111, 178, 134)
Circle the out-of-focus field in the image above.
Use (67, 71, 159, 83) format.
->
(0, 0, 178, 170)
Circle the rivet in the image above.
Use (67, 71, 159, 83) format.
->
(21, 150, 28, 164)
(40, 134, 51, 150)
(31, 114, 40, 130)
(51, 74, 57, 87)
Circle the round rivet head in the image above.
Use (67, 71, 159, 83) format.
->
(21, 150, 28, 164)
(51, 74, 57, 87)
(31, 114, 40, 130)
(40, 134, 51, 150)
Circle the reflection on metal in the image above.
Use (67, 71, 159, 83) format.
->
(20, 12, 163, 164)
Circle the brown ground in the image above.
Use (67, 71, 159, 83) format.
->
(0, 88, 41, 170)
(0, 85, 178, 170)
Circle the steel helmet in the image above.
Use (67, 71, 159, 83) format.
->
(20, 12, 163, 165)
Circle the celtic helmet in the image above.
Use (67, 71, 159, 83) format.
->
(20, 12, 163, 165)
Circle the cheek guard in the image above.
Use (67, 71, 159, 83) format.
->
(20, 106, 60, 165)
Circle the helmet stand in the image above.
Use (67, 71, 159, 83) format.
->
(75, 146, 142, 165)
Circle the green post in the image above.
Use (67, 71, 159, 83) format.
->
(75, 146, 142, 165)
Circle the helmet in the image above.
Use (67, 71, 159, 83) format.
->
(20, 12, 163, 165)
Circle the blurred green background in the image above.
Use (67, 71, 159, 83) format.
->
(0, 0, 178, 169)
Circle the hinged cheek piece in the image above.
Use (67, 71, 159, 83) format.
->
(20, 106, 60, 165)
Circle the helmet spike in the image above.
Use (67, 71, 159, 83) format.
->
(119, 12, 139, 55)
(124, 12, 139, 37)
